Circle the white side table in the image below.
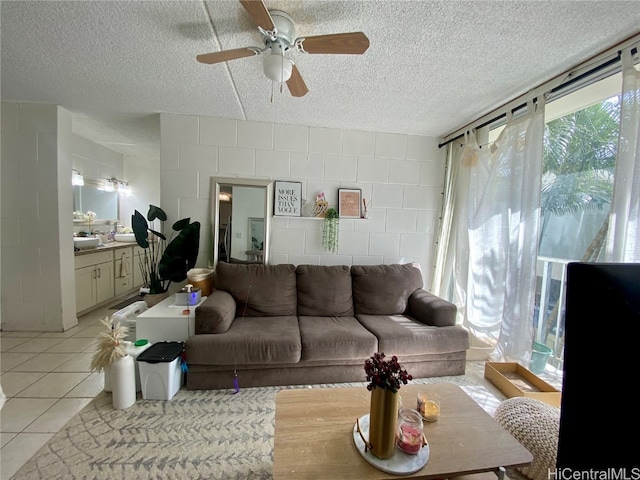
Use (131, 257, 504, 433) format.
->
(136, 295, 206, 343)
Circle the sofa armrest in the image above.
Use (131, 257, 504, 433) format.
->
(408, 289, 457, 327)
(195, 290, 237, 334)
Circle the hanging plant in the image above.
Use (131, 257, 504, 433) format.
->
(322, 208, 339, 253)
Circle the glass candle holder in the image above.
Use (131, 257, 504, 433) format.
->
(417, 391, 441, 422)
(396, 408, 424, 455)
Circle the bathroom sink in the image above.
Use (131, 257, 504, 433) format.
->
(74, 237, 100, 250)
(114, 233, 136, 242)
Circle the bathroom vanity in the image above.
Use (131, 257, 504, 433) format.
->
(74, 242, 144, 315)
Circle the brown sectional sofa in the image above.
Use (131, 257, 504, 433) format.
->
(185, 262, 469, 390)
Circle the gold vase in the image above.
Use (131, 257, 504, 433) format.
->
(368, 387, 399, 459)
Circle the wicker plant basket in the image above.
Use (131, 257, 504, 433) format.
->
(314, 200, 329, 218)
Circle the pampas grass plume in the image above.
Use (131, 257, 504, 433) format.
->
(90, 316, 129, 372)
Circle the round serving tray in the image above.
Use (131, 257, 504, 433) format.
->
(352, 414, 430, 475)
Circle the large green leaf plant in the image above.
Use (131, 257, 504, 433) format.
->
(132, 205, 201, 294)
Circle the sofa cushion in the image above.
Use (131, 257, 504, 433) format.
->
(195, 290, 236, 334)
(356, 314, 470, 355)
(299, 316, 378, 362)
(215, 262, 297, 317)
(185, 315, 301, 365)
(296, 265, 354, 316)
(351, 264, 423, 315)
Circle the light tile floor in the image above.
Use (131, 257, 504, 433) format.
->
(0, 304, 112, 480)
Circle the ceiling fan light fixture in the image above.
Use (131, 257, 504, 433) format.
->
(263, 53, 293, 82)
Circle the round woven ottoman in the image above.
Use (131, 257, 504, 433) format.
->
(494, 397, 559, 480)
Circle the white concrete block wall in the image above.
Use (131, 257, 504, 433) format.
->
(57, 108, 79, 331)
(160, 114, 446, 284)
(71, 133, 124, 181)
(120, 153, 161, 229)
(1, 102, 77, 331)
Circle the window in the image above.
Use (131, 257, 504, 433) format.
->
(533, 75, 622, 368)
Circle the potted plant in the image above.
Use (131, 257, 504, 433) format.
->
(132, 205, 201, 298)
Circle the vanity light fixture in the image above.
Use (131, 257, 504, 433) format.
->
(219, 192, 232, 202)
(102, 177, 131, 195)
(118, 181, 132, 196)
(72, 170, 84, 186)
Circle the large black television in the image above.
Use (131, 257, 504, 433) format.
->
(557, 262, 640, 470)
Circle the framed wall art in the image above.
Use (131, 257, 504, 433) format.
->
(338, 188, 362, 219)
(274, 181, 302, 217)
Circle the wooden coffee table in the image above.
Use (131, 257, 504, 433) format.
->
(273, 383, 532, 479)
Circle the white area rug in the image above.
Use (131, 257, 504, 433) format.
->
(12, 363, 506, 480)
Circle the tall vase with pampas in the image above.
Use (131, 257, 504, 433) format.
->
(91, 317, 136, 409)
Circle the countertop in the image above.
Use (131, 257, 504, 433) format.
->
(74, 241, 138, 256)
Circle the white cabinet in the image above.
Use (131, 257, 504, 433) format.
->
(114, 248, 133, 296)
(136, 295, 206, 342)
(75, 250, 114, 314)
(74, 244, 148, 316)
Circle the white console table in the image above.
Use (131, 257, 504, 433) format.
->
(136, 295, 206, 343)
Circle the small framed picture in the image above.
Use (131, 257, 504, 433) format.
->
(338, 188, 362, 219)
(274, 181, 302, 217)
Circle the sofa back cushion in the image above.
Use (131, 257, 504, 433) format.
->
(351, 263, 423, 315)
(215, 262, 297, 317)
(296, 265, 354, 316)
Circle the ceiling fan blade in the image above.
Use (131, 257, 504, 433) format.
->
(197, 48, 257, 65)
(298, 32, 370, 55)
(287, 65, 308, 97)
(239, 0, 275, 32)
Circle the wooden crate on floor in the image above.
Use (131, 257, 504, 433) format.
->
(484, 362, 561, 408)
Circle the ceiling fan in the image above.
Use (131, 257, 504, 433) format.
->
(196, 0, 370, 97)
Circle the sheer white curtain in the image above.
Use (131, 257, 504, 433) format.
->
(606, 48, 640, 262)
(436, 99, 545, 364)
(431, 139, 464, 297)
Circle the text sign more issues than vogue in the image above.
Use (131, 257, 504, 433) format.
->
(274, 181, 302, 217)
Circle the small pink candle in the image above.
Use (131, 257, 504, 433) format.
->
(397, 424, 422, 454)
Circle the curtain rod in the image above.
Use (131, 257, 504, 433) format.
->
(438, 41, 639, 149)
(437, 101, 529, 149)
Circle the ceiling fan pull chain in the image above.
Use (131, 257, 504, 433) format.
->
(271, 80, 275, 104)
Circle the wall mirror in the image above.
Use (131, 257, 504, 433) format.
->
(210, 177, 273, 267)
(72, 179, 119, 221)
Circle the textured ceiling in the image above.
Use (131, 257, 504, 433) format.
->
(2, 1, 640, 158)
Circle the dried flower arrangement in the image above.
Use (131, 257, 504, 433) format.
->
(90, 316, 129, 373)
(364, 352, 413, 393)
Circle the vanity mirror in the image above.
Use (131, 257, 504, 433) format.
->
(73, 178, 119, 221)
(210, 177, 273, 267)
